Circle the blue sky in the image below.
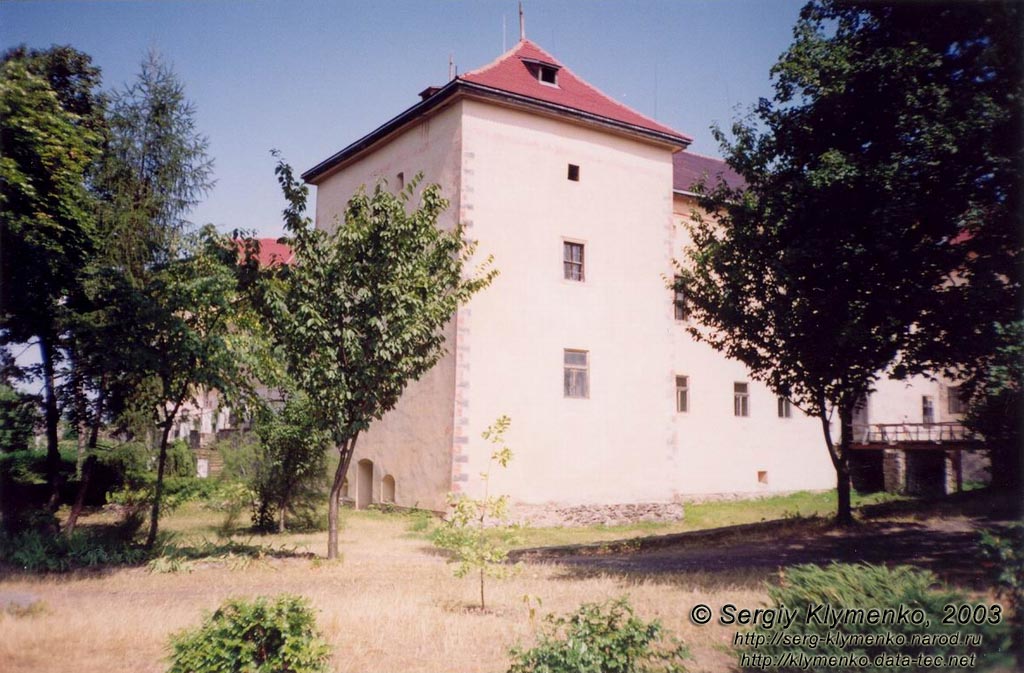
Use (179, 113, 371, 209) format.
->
(2, 0, 804, 237)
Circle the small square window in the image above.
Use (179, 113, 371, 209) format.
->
(673, 276, 688, 320)
(676, 375, 689, 413)
(539, 65, 558, 85)
(564, 349, 589, 398)
(734, 382, 749, 417)
(757, 470, 769, 485)
(567, 164, 580, 181)
(777, 397, 792, 418)
(563, 241, 585, 281)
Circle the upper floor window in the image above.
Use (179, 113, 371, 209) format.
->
(564, 349, 589, 398)
(563, 241, 585, 281)
(673, 276, 688, 320)
(567, 163, 580, 181)
(734, 382, 749, 417)
(676, 375, 689, 413)
(777, 397, 792, 418)
(538, 64, 558, 85)
(922, 396, 935, 425)
(947, 385, 966, 414)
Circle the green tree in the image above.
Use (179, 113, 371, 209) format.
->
(251, 389, 328, 532)
(0, 49, 103, 505)
(681, 1, 1022, 524)
(265, 157, 496, 559)
(74, 51, 216, 450)
(962, 321, 1023, 495)
(95, 50, 214, 275)
(124, 229, 261, 548)
(0, 383, 39, 452)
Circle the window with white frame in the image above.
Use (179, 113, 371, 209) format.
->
(563, 241, 585, 281)
(922, 396, 935, 424)
(563, 350, 589, 398)
(673, 276, 688, 320)
(947, 385, 966, 414)
(777, 397, 792, 418)
(676, 375, 689, 413)
(734, 382, 749, 417)
(538, 64, 558, 85)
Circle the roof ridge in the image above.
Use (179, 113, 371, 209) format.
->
(460, 39, 531, 79)
(680, 149, 730, 163)
(543, 45, 685, 143)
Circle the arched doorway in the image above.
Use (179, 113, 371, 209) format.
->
(356, 459, 374, 510)
(382, 475, 396, 504)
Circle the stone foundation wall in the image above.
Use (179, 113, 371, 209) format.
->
(510, 502, 685, 528)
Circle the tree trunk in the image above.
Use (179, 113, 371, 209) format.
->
(145, 421, 174, 549)
(40, 338, 62, 515)
(327, 432, 358, 560)
(479, 568, 485, 610)
(819, 400, 855, 527)
(88, 373, 108, 449)
(836, 404, 855, 526)
(65, 455, 96, 537)
(278, 497, 287, 533)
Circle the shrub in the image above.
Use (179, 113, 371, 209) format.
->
(980, 524, 1024, 666)
(167, 594, 331, 673)
(738, 563, 1009, 672)
(508, 597, 690, 673)
(0, 529, 148, 572)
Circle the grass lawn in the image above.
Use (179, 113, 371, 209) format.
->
(0, 489, 998, 673)
(506, 489, 904, 549)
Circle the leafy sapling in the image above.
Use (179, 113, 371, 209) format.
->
(433, 415, 522, 610)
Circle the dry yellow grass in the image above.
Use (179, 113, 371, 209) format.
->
(0, 510, 769, 673)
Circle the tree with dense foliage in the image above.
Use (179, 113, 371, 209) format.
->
(265, 157, 496, 559)
(962, 321, 1023, 495)
(251, 389, 328, 532)
(126, 228, 261, 548)
(0, 47, 104, 504)
(681, 0, 1022, 524)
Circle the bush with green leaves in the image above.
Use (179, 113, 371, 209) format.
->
(167, 594, 331, 673)
(738, 563, 1009, 672)
(0, 529, 148, 572)
(432, 415, 521, 609)
(980, 524, 1023, 666)
(508, 597, 690, 673)
(249, 391, 328, 533)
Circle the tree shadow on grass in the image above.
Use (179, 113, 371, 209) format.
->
(526, 518, 999, 592)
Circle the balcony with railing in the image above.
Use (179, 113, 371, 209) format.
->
(850, 422, 983, 450)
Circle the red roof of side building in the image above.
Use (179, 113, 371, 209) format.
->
(673, 151, 746, 194)
(460, 40, 691, 145)
(237, 238, 293, 267)
(303, 39, 691, 182)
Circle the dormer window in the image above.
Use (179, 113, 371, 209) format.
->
(522, 58, 561, 87)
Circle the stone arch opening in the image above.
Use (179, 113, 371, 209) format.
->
(382, 475, 396, 504)
(356, 459, 374, 510)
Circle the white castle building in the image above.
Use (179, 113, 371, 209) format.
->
(302, 39, 966, 515)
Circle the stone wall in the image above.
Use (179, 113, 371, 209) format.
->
(510, 502, 685, 528)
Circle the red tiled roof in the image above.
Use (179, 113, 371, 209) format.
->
(460, 40, 691, 145)
(673, 151, 745, 193)
(237, 238, 293, 267)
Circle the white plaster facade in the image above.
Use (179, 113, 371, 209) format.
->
(304, 40, 956, 513)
